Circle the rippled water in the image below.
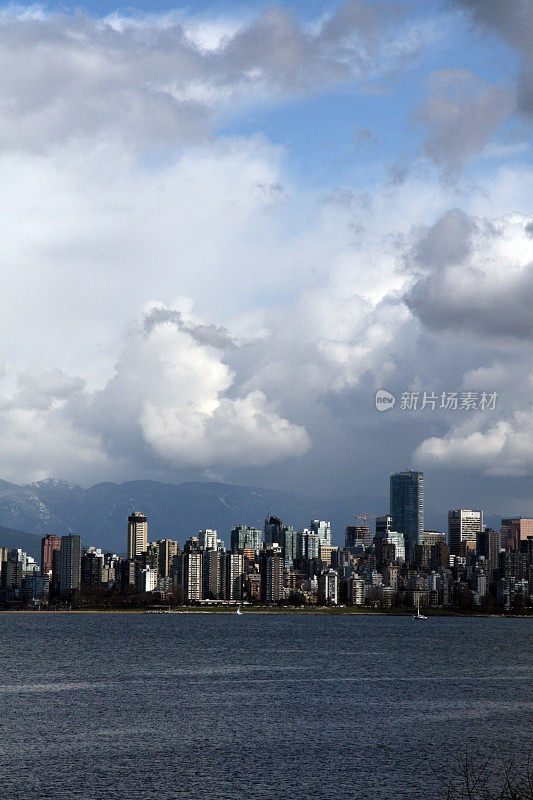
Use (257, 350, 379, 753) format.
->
(0, 612, 531, 800)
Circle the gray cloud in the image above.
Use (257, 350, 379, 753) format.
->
(452, 0, 533, 115)
(411, 208, 476, 270)
(143, 307, 235, 349)
(405, 211, 533, 340)
(417, 69, 515, 176)
(0, 2, 421, 153)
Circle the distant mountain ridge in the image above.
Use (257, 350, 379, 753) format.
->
(0, 478, 385, 554)
(0, 525, 42, 560)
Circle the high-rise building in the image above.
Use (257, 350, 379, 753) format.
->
(230, 525, 262, 554)
(375, 515, 392, 539)
(310, 520, 332, 546)
(390, 470, 424, 560)
(59, 535, 81, 596)
(345, 525, 372, 550)
(81, 548, 103, 587)
(198, 530, 218, 550)
(202, 549, 225, 600)
(0, 547, 7, 583)
(259, 548, 283, 604)
(477, 528, 501, 576)
(279, 526, 298, 568)
(41, 534, 61, 576)
(264, 516, 283, 547)
(448, 510, 483, 556)
(225, 552, 244, 601)
(299, 529, 320, 560)
(423, 531, 446, 547)
(501, 518, 533, 551)
(318, 569, 338, 605)
(179, 538, 202, 601)
(127, 512, 148, 560)
(3, 552, 23, 589)
(157, 539, 178, 578)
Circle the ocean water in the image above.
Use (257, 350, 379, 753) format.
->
(0, 612, 530, 800)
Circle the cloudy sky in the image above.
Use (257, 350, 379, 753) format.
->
(0, 0, 531, 523)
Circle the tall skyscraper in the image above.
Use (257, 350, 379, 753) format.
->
(375, 515, 392, 539)
(202, 549, 225, 600)
(231, 525, 262, 554)
(127, 512, 148, 560)
(264, 516, 283, 547)
(59, 535, 81, 596)
(225, 552, 244, 601)
(477, 528, 501, 577)
(198, 529, 218, 550)
(448, 510, 483, 556)
(158, 539, 178, 578)
(259, 548, 283, 604)
(390, 470, 424, 561)
(180, 537, 202, 601)
(310, 520, 332, 546)
(41, 534, 61, 576)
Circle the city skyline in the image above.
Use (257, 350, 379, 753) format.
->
(0, 0, 529, 520)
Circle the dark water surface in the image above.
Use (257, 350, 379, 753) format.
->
(0, 613, 530, 800)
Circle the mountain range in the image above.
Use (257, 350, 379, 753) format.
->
(0, 478, 386, 555)
(0, 478, 505, 557)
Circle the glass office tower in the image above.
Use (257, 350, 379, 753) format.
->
(390, 470, 424, 562)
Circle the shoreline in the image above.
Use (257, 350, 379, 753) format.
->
(0, 607, 530, 618)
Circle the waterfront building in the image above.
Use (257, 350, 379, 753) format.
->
(202, 549, 225, 600)
(0, 547, 7, 579)
(390, 470, 424, 561)
(448, 510, 483, 556)
(477, 528, 501, 577)
(349, 576, 365, 605)
(318, 569, 338, 605)
(81, 548, 104, 587)
(127, 512, 148, 560)
(3, 553, 23, 589)
(41, 535, 61, 577)
(59, 535, 82, 596)
(259, 548, 283, 604)
(180, 538, 202, 601)
(136, 566, 157, 593)
(225, 552, 244, 601)
(157, 539, 178, 578)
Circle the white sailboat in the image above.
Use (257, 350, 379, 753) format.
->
(413, 597, 427, 620)
(236, 604, 242, 615)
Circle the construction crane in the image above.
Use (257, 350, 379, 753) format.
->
(354, 514, 379, 527)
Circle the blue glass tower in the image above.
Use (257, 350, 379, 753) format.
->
(389, 470, 424, 562)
